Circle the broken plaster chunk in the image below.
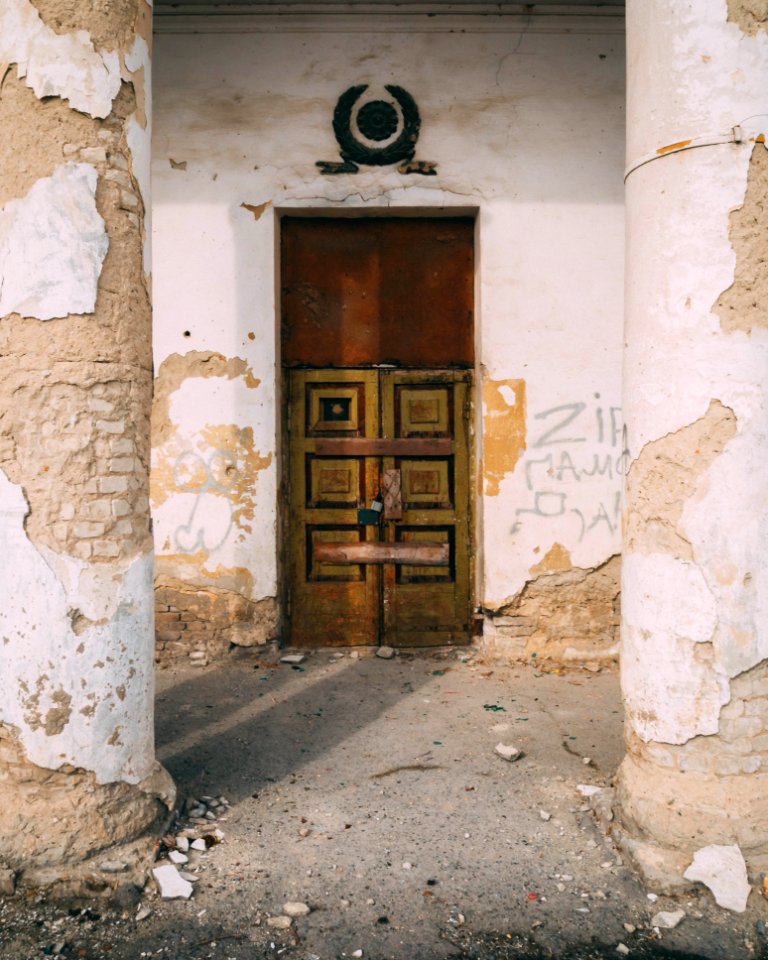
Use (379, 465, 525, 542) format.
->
(495, 742, 522, 762)
(152, 864, 193, 900)
(280, 654, 306, 664)
(651, 909, 685, 929)
(577, 784, 602, 797)
(684, 844, 751, 913)
(283, 901, 311, 917)
(168, 850, 188, 865)
(376, 646, 396, 659)
(0, 163, 108, 321)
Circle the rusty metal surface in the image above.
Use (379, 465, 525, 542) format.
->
(281, 217, 474, 368)
(314, 540, 450, 566)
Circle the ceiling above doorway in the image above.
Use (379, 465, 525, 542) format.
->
(153, 0, 625, 19)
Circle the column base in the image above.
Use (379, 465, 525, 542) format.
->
(0, 725, 175, 900)
(614, 752, 768, 878)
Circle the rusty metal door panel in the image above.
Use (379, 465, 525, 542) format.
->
(281, 218, 474, 369)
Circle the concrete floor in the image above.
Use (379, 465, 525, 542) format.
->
(1, 647, 766, 959)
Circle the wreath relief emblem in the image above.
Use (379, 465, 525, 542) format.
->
(317, 84, 437, 176)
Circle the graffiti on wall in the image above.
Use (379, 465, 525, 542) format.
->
(512, 395, 629, 542)
(172, 449, 237, 553)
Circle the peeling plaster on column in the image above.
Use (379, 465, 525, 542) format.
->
(620, 552, 728, 744)
(124, 36, 152, 279)
(681, 415, 768, 680)
(0, 468, 155, 786)
(0, 163, 107, 321)
(0, 0, 121, 119)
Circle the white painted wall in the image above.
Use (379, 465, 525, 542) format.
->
(151, 17, 625, 614)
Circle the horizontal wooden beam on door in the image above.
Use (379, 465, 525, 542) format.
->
(314, 541, 450, 566)
(314, 438, 453, 456)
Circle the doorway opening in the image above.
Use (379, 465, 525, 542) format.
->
(280, 216, 475, 648)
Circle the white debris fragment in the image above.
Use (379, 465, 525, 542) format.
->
(168, 850, 188, 865)
(152, 864, 194, 900)
(616, 944, 630, 956)
(190, 838, 207, 851)
(684, 844, 751, 913)
(351, 950, 363, 958)
(283, 901, 310, 917)
(539, 810, 552, 822)
(577, 784, 602, 797)
(99, 860, 127, 873)
(651, 909, 685, 929)
(267, 916, 293, 929)
(495, 742, 522, 762)
(280, 654, 306, 664)
(175, 836, 190, 852)
(376, 646, 395, 659)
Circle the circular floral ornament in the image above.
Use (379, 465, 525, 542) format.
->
(357, 100, 399, 142)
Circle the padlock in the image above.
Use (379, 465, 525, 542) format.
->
(358, 493, 384, 526)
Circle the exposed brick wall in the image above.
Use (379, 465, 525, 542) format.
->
(154, 578, 278, 665)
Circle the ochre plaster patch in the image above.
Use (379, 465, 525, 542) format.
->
(529, 542, 572, 576)
(152, 351, 258, 447)
(624, 401, 737, 560)
(715, 143, 768, 335)
(241, 201, 270, 220)
(481, 377, 526, 497)
(727, 0, 768, 35)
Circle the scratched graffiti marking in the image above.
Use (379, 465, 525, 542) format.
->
(513, 395, 629, 542)
(172, 449, 238, 553)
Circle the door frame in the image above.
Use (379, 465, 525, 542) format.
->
(275, 207, 481, 647)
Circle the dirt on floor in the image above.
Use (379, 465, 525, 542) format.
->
(1, 648, 767, 960)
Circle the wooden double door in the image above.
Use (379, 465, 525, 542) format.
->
(287, 368, 471, 648)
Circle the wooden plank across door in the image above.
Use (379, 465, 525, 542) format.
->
(314, 540, 450, 566)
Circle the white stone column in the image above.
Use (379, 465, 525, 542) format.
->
(0, 0, 173, 897)
(618, 0, 768, 875)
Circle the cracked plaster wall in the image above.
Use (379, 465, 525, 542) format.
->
(152, 22, 625, 656)
(618, 0, 768, 855)
(0, 0, 162, 861)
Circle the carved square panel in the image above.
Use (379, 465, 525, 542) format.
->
(396, 526, 454, 583)
(400, 459, 452, 508)
(307, 456, 363, 508)
(307, 384, 363, 435)
(397, 386, 451, 437)
(307, 526, 365, 582)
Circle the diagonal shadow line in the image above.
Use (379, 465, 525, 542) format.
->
(155, 655, 433, 804)
(153, 652, 303, 750)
